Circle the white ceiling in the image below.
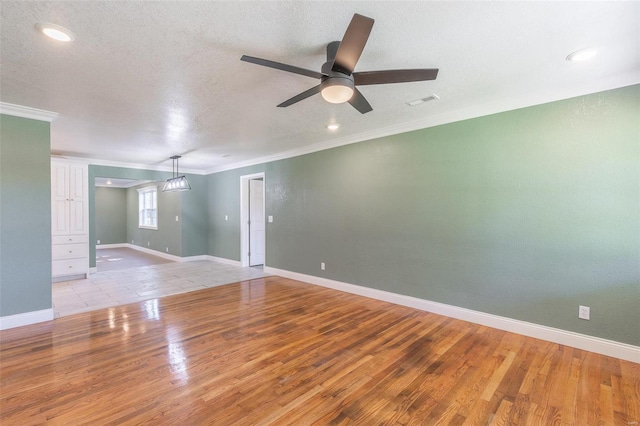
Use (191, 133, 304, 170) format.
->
(1, 1, 638, 174)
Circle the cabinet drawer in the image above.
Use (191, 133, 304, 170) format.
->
(53, 234, 88, 245)
(52, 243, 88, 260)
(52, 258, 88, 277)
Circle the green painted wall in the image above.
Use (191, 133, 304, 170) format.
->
(209, 85, 640, 346)
(126, 183, 182, 255)
(207, 165, 264, 260)
(0, 115, 52, 317)
(95, 187, 127, 245)
(181, 174, 209, 257)
(3, 85, 636, 348)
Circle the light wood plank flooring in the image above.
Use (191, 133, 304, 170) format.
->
(1, 276, 638, 425)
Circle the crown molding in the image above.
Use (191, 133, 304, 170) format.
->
(51, 155, 91, 165)
(205, 76, 640, 175)
(55, 155, 206, 175)
(0, 102, 58, 122)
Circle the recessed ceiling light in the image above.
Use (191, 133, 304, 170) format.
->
(327, 123, 340, 131)
(566, 48, 597, 62)
(35, 23, 76, 42)
(406, 94, 440, 107)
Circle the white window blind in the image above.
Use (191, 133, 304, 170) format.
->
(138, 186, 158, 229)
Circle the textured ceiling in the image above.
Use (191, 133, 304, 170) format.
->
(1, 1, 638, 173)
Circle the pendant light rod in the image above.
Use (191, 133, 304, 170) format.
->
(170, 155, 181, 178)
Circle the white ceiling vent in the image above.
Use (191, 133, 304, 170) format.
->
(406, 94, 440, 107)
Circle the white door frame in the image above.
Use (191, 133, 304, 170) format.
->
(240, 172, 265, 267)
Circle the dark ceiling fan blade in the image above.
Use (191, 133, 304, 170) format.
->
(332, 14, 374, 75)
(348, 88, 373, 114)
(277, 84, 322, 107)
(241, 55, 324, 79)
(353, 69, 439, 85)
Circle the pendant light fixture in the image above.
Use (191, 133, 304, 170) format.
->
(162, 155, 191, 192)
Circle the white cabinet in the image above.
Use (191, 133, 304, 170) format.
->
(51, 160, 89, 278)
(52, 162, 87, 235)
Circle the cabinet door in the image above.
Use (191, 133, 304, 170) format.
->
(51, 163, 70, 235)
(68, 164, 86, 234)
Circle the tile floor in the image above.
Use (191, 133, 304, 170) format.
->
(96, 246, 172, 272)
(53, 260, 270, 318)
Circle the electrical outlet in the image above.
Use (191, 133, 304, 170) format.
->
(268, 215, 273, 223)
(225, 215, 228, 221)
(97, 240, 100, 244)
(166, 247, 169, 252)
(321, 262, 325, 271)
(579, 305, 590, 320)
(131, 240, 134, 244)
(148, 242, 150, 247)
(176, 216, 179, 222)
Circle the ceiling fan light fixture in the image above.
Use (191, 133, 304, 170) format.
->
(321, 85, 354, 104)
(320, 78, 355, 104)
(35, 23, 75, 42)
(241, 13, 438, 114)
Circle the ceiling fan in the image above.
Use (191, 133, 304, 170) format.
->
(241, 13, 439, 114)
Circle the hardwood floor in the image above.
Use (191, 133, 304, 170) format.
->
(1, 276, 638, 425)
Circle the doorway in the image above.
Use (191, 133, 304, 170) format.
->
(240, 173, 265, 267)
(94, 177, 169, 272)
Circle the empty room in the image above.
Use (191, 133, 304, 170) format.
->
(0, 1, 638, 424)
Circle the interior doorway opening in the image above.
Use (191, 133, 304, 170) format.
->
(240, 173, 265, 267)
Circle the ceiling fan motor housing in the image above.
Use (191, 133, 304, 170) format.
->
(320, 60, 355, 88)
(321, 41, 355, 103)
(326, 41, 341, 62)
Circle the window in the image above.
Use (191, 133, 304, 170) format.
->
(138, 186, 158, 229)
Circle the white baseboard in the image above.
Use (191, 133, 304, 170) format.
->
(52, 273, 87, 283)
(0, 308, 54, 330)
(205, 255, 242, 267)
(96, 243, 128, 249)
(97, 245, 243, 267)
(178, 254, 209, 262)
(264, 267, 640, 363)
(119, 244, 207, 263)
